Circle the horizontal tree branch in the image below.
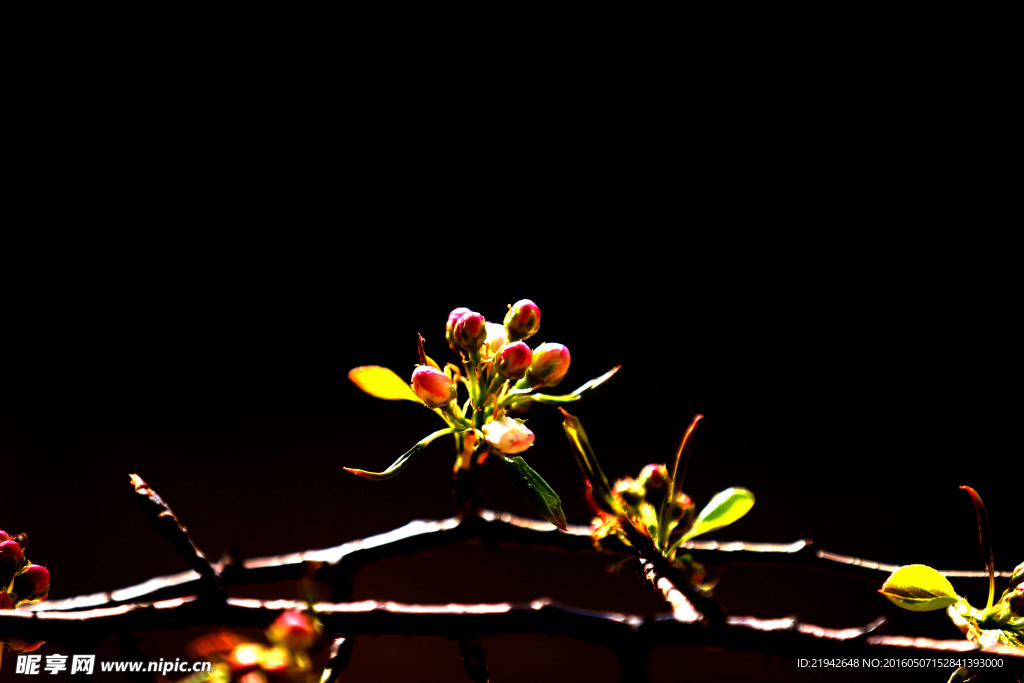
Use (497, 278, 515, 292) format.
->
(9, 501, 1019, 674)
(5, 594, 1023, 664)
(31, 511, 1010, 614)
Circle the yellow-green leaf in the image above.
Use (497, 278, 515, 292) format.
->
(344, 427, 455, 481)
(516, 365, 621, 406)
(678, 487, 755, 543)
(349, 366, 421, 402)
(879, 564, 961, 611)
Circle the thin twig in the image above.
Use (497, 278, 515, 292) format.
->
(319, 635, 352, 683)
(129, 474, 221, 590)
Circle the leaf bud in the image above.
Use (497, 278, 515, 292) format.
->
(504, 299, 541, 341)
(482, 415, 535, 454)
(495, 341, 533, 380)
(637, 464, 670, 508)
(524, 343, 571, 387)
(1009, 560, 1024, 590)
(453, 311, 487, 351)
(671, 491, 696, 524)
(13, 564, 50, 602)
(612, 478, 643, 508)
(411, 365, 456, 408)
(445, 307, 472, 352)
(1011, 586, 1023, 615)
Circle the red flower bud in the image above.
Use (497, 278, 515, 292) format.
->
(411, 365, 456, 408)
(0, 530, 10, 543)
(445, 307, 473, 352)
(453, 311, 487, 351)
(504, 299, 541, 341)
(525, 343, 571, 387)
(13, 565, 50, 601)
(495, 341, 533, 380)
(0, 591, 13, 610)
(267, 609, 316, 652)
(638, 464, 669, 489)
(0, 541, 24, 586)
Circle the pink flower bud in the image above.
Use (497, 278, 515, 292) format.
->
(525, 343, 571, 387)
(495, 341, 533, 380)
(454, 311, 487, 351)
(504, 299, 541, 341)
(0, 541, 24, 585)
(445, 307, 473, 352)
(411, 365, 456, 408)
(482, 416, 535, 454)
(0, 591, 13, 610)
(0, 530, 10, 543)
(484, 322, 507, 353)
(13, 565, 50, 601)
(267, 609, 316, 652)
(638, 464, 668, 488)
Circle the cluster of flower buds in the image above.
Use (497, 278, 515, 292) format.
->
(189, 609, 320, 682)
(1, 529, 49, 654)
(347, 298, 619, 530)
(266, 608, 319, 653)
(404, 299, 577, 446)
(1, 531, 49, 607)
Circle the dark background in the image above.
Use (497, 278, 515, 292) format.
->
(3, 234, 1018, 681)
(1, 70, 1018, 680)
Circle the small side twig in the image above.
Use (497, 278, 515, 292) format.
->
(319, 635, 353, 683)
(129, 474, 222, 597)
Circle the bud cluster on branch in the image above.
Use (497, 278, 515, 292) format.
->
(1, 529, 50, 655)
(346, 299, 619, 529)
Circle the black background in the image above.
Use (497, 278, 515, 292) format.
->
(1, 76, 1019, 681)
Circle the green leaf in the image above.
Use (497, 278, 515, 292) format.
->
(559, 409, 614, 511)
(879, 564, 961, 611)
(678, 487, 755, 544)
(507, 366, 620, 406)
(502, 455, 567, 530)
(344, 427, 455, 481)
(349, 366, 421, 402)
